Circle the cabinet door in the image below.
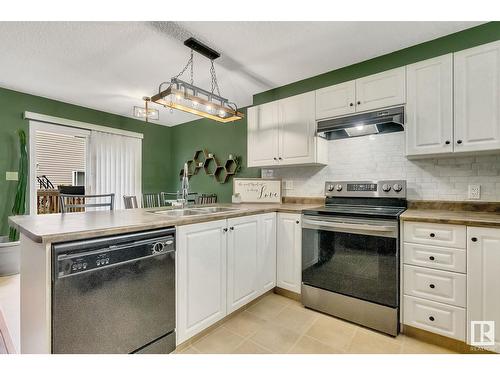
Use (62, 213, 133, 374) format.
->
(278, 92, 317, 165)
(277, 213, 302, 293)
(355, 67, 406, 112)
(247, 102, 280, 167)
(454, 41, 500, 153)
(406, 54, 453, 156)
(467, 227, 500, 353)
(315, 80, 356, 119)
(176, 220, 227, 344)
(258, 213, 277, 295)
(227, 215, 260, 314)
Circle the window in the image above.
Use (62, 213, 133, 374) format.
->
(72, 170, 85, 186)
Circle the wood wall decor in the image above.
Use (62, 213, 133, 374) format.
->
(179, 149, 241, 184)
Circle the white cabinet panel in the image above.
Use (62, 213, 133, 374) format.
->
(315, 80, 356, 119)
(403, 242, 466, 273)
(404, 222, 466, 249)
(406, 54, 454, 156)
(404, 265, 466, 307)
(279, 92, 317, 165)
(355, 67, 406, 112)
(454, 40, 500, 153)
(247, 102, 279, 167)
(404, 295, 466, 341)
(227, 215, 260, 314)
(467, 227, 500, 353)
(176, 220, 227, 344)
(277, 213, 302, 294)
(258, 213, 277, 295)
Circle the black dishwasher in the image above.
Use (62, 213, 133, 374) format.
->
(52, 228, 176, 354)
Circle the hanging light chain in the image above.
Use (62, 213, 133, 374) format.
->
(159, 49, 194, 93)
(210, 60, 221, 97)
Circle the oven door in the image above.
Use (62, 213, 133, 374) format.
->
(301, 215, 399, 308)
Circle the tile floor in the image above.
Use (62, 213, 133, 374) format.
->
(175, 293, 458, 354)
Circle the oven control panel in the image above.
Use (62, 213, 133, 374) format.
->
(325, 180, 406, 198)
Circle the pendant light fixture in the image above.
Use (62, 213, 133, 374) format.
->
(133, 96, 159, 122)
(150, 38, 244, 123)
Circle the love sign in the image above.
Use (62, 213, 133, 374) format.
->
(232, 178, 282, 203)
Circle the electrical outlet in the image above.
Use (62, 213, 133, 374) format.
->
(284, 180, 294, 190)
(6, 171, 18, 181)
(468, 184, 481, 200)
(261, 169, 274, 178)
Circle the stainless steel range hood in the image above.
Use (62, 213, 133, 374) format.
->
(317, 106, 404, 140)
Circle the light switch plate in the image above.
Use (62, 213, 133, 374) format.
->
(6, 171, 18, 181)
(261, 169, 274, 178)
(468, 184, 481, 200)
(284, 180, 294, 190)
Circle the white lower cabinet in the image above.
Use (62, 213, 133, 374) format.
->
(176, 219, 227, 344)
(403, 220, 467, 341)
(176, 213, 279, 344)
(277, 212, 302, 294)
(404, 295, 466, 340)
(258, 213, 277, 294)
(226, 215, 260, 314)
(467, 227, 500, 353)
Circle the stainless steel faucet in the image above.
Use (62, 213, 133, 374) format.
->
(177, 162, 190, 208)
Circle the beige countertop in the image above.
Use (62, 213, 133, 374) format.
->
(9, 203, 322, 244)
(401, 208, 500, 228)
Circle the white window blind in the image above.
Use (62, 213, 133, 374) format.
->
(87, 130, 142, 210)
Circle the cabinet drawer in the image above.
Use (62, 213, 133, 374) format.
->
(403, 265, 466, 307)
(403, 243, 466, 273)
(404, 221, 466, 248)
(403, 295, 466, 340)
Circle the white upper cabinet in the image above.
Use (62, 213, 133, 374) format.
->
(247, 102, 280, 167)
(454, 40, 500, 153)
(406, 54, 454, 156)
(315, 80, 356, 119)
(279, 92, 317, 165)
(355, 67, 406, 112)
(247, 92, 327, 168)
(226, 215, 260, 314)
(467, 226, 500, 353)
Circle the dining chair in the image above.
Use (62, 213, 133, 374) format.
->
(142, 193, 161, 208)
(196, 194, 217, 205)
(59, 193, 115, 213)
(123, 195, 139, 209)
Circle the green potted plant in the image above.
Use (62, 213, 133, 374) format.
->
(0, 129, 28, 276)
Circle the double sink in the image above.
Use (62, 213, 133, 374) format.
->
(150, 206, 241, 218)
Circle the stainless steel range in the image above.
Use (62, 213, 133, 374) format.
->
(301, 180, 407, 336)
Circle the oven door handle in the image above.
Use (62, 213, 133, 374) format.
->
(302, 218, 397, 235)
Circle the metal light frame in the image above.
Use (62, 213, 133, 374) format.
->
(151, 79, 243, 123)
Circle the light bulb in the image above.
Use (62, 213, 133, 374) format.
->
(219, 110, 226, 117)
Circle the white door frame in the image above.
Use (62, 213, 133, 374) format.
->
(29, 121, 90, 215)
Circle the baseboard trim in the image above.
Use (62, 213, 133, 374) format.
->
(274, 287, 301, 301)
(402, 325, 494, 354)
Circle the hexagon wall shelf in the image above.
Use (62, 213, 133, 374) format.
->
(179, 149, 240, 184)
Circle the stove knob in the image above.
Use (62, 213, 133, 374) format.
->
(335, 184, 343, 192)
(327, 184, 334, 192)
(382, 184, 391, 192)
(393, 183, 403, 192)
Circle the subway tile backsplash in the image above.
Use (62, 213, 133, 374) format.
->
(267, 133, 500, 201)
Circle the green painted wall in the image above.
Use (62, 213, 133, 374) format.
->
(253, 22, 500, 105)
(0, 86, 173, 235)
(167, 108, 261, 202)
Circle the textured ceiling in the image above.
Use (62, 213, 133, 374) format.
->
(0, 21, 483, 126)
